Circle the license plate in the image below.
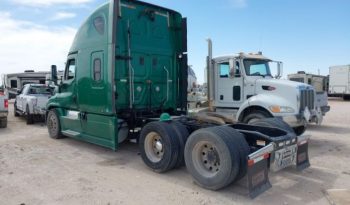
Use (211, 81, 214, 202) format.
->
(272, 144, 297, 172)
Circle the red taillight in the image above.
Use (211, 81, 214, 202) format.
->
(4, 99, 8, 108)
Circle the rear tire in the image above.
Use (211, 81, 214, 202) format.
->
(219, 126, 250, 181)
(242, 110, 271, 124)
(139, 121, 180, 173)
(0, 118, 7, 128)
(293, 125, 306, 136)
(184, 126, 240, 190)
(26, 105, 34, 125)
(170, 121, 190, 168)
(47, 109, 65, 139)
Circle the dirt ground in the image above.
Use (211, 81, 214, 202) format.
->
(0, 98, 349, 205)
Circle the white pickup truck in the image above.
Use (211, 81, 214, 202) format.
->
(14, 84, 54, 124)
(0, 89, 8, 128)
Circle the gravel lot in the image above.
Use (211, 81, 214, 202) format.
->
(0, 98, 349, 205)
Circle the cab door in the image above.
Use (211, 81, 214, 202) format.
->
(60, 56, 78, 110)
(215, 59, 244, 108)
(17, 85, 28, 111)
(58, 55, 81, 133)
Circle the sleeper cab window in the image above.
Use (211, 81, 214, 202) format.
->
(93, 16, 105, 35)
(93, 58, 102, 81)
(65, 59, 76, 80)
(219, 62, 230, 78)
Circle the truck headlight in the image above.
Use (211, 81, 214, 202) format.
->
(269, 105, 295, 113)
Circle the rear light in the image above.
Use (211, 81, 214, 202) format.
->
(4, 99, 8, 108)
(248, 153, 270, 167)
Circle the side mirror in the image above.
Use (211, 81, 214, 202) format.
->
(51, 65, 58, 85)
(276, 62, 283, 79)
(229, 59, 235, 79)
(16, 89, 21, 95)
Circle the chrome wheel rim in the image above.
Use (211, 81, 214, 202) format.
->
(48, 112, 58, 135)
(144, 132, 164, 163)
(192, 141, 221, 177)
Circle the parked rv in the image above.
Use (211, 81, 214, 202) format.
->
(328, 65, 350, 100)
(45, 0, 310, 197)
(3, 71, 50, 99)
(288, 71, 330, 124)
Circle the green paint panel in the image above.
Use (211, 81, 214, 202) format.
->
(115, 1, 183, 111)
(47, 0, 186, 150)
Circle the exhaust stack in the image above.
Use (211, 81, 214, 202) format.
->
(206, 38, 214, 111)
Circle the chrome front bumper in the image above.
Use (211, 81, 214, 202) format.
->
(281, 114, 307, 128)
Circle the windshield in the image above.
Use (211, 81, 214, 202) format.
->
(243, 59, 272, 77)
(28, 86, 53, 95)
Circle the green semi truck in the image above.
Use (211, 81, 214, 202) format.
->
(47, 0, 310, 198)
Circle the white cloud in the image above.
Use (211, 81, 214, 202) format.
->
(51, 12, 76, 21)
(12, 0, 92, 7)
(0, 12, 76, 78)
(229, 0, 248, 8)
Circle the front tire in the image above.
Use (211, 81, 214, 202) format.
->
(293, 125, 306, 136)
(242, 110, 271, 124)
(47, 109, 64, 139)
(248, 117, 295, 134)
(26, 105, 34, 124)
(14, 102, 19, 117)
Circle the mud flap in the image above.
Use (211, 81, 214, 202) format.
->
(296, 137, 310, 171)
(247, 156, 272, 198)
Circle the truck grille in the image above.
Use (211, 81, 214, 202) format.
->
(300, 89, 315, 111)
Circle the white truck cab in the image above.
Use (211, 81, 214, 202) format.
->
(207, 39, 316, 135)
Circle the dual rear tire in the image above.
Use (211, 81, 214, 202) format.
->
(139, 121, 249, 190)
(139, 121, 189, 173)
(184, 126, 249, 190)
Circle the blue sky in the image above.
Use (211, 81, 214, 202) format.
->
(1, 0, 349, 84)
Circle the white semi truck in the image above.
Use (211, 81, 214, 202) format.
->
(206, 39, 317, 135)
(328, 65, 350, 100)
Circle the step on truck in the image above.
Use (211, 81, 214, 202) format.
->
(46, 0, 310, 198)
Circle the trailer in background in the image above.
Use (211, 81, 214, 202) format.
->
(288, 71, 330, 124)
(3, 71, 50, 99)
(328, 65, 350, 100)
